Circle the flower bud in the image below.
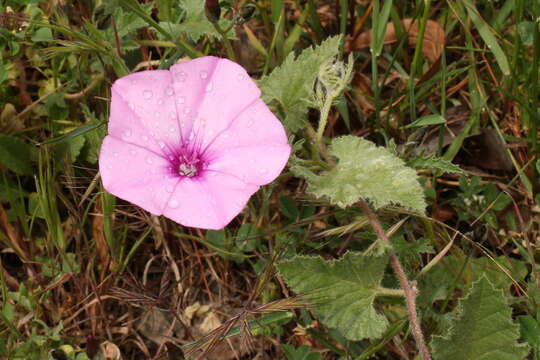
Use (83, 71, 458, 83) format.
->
(205, 0, 221, 23)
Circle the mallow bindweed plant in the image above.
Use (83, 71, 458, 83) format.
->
(97, 30, 528, 359)
(99, 36, 433, 358)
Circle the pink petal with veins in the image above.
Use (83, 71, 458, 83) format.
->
(99, 56, 290, 230)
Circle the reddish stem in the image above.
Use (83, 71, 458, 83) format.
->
(358, 200, 431, 360)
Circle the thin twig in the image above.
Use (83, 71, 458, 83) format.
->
(358, 199, 431, 360)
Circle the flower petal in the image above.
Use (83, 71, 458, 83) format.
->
(162, 171, 259, 230)
(204, 98, 291, 185)
(170, 57, 261, 148)
(206, 143, 290, 185)
(109, 70, 182, 156)
(99, 136, 179, 215)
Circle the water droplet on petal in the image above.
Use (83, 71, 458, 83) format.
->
(200, 71, 208, 79)
(158, 141, 165, 149)
(246, 119, 254, 127)
(177, 96, 186, 104)
(169, 199, 179, 208)
(183, 107, 191, 114)
(169, 126, 175, 133)
(113, 152, 119, 157)
(146, 157, 153, 164)
(176, 71, 186, 82)
(166, 185, 174, 193)
(170, 111, 176, 119)
(129, 149, 137, 156)
(123, 129, 132, 138)
(129, 103, 135, 110)
(106, 164, 112, 170)
(154, 111, 161, 118)
(157, 98, 164, 105)
(143, 90, 153, 100)
(169, 155, 175, 160)
(205, 81, 214, 92)
(165, 86, 174, 96)
(130, 79, 137, 85)
(142, 135, 148, 141)
(237, 74, 245, 81)
(259, 168, 268, 174)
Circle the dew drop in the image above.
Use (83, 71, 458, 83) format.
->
(130, 79, 137, 85)
(166, 185, 174, 193)
(113, 152, 119, 157)
(146, 157, 154, 164)
(169, 155, 175, 160)
(158, 141, 165, 149)
(200, 71, 208, 79)
(169, 199, 179, 208)
(129, 149, 137, 156)
(154, 111, 161, 118)
(143, 90, 153, 100)
(157, 98, 164, 105)
(205, 81, 214, 92)
(169, 125, 176, 133)
(176, 71, 187, 82)
(259, 168, 268, 174)
(177, 96, 186, 104)
(123, 129, 132, 138)
(142, 135, 149, 141)
(246, 119, 254, 128)
(237, 74, 245, 81)
(165, 86, 174, 96)
(129, 103, 135, 110)
(183, 107, 191, 114)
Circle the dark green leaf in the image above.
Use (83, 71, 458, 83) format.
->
(0, 135, 34, 175)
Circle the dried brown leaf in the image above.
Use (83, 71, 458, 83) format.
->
(349, 18, 445, 62)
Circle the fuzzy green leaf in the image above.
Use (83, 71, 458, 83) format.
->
(0, 135, 34, 175)
(431, 276, 529, 360)
(277, 252, 389, 340)
(294, 136, 426, 213)
(408, 154, 463, 174)
(258, 36, 341, 132)
(161, 0, 234, 42)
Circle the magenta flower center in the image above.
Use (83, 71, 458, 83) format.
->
(166, 143, 207, 179)
(177, 153, 201, 177)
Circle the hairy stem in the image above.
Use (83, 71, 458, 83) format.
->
(315, 96, 333, 156)
(358, 200, 431, 360)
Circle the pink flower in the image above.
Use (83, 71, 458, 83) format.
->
(99, 56, 290, 230)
